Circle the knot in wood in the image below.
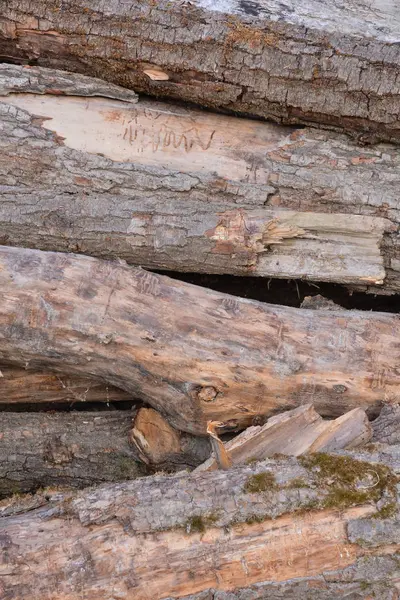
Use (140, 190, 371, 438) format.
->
(198, 386, 218, 402)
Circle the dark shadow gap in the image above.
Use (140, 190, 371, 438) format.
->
(153, 271, 400, 314)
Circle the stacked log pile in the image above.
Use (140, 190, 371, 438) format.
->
(0, 1, 400, 598)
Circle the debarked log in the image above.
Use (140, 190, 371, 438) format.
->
(0, 410, 146, 499)
(1, 450, 400, 599)
(0, 245, 399, 434)
(1, 65, 400, 292)
(0, 363, 133, 405)
(1, 0, 400, 143)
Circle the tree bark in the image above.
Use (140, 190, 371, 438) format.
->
(372, 403, 400, 445)
(0, 245, 398, 434)
(0, 363, 132, 405)
(1, 1, 400, 143)
(1, 65, 400, 292)
(0, 411, 146, 498)
(1, 450, 399, 599)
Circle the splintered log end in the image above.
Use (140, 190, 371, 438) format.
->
(130, 408, 211, 469)
(143, 67, 169, 81)
(130, 408, 181, 464)
(197, 405, 372, 472)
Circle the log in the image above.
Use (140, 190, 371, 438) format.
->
(1, 1, 400, 143)
(0, 411, 145, 498)
(1, 65, 400, 293)
(1, 450, 399, 599)
(0, 245, 399, 434)
(196, 404, 372, 472)
(0, 363, 132, 405)
(130, 408, 210, 470)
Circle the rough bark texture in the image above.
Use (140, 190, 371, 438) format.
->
(372, 403, 400, 445)
(0, 363, 132, 405)
(1, 66, 400, 292)
(0, 411, 146, 498)
(1, 1, 400, 143)
(0, 245, 399, 434)
(1, 449, 399, 599)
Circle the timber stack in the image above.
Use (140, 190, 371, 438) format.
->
(0, 2, 400, 598)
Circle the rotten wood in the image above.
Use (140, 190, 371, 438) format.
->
(0, 363, 132, 405)
(1, 1, 400, 144)
(196, 404, 372, 472)
(0, 245, 398, 434)
(0, 411, 145, 498)
(1, 450, 399, 599)
(0, 65, 399, 292)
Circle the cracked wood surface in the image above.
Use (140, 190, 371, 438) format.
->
(0, 451, 399, 599)
(1, 0, 400, 142)
(1, 65, 400, 292)
(196, 404, 372, 472)
(0, 411, 145, 498)
(0, 363, 132, 404)
(0, 245, 399, 434)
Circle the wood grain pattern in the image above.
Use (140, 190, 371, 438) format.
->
(0, 245, 399, 434)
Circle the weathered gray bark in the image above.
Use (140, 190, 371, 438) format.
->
(0, 245, 399, 434)
(1, 65, 400, 292)
(0, 411, 146, 498)
(1, 450, 399, 599)
(1, 0, 400, 142)
(372, 403, 400, 445)
(0, 363, 132, 404)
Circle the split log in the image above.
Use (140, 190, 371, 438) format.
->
(0, 411, 145, 498)
(196, 404, 372, 472)
(1, 1, 400, 143)
(1, 450, 399, 599)
(132, 405, 371, 471)
(0, 245, 399, 434)
(130, 408, 210, 470)
(1, 66, 400, 293)
(0, 364, 132, 405)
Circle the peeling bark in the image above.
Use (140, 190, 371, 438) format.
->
(0, 450, 399, 599)
(0, 363, 132, 405)
(1, 0, 400, 142)
(0, 411, 145, 498)
(0, 245, 398, 434)
(1, 65, 400, 292)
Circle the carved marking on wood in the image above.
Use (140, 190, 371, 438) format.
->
(123, 110, 215, 153)
(134, 270, 161, 297)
